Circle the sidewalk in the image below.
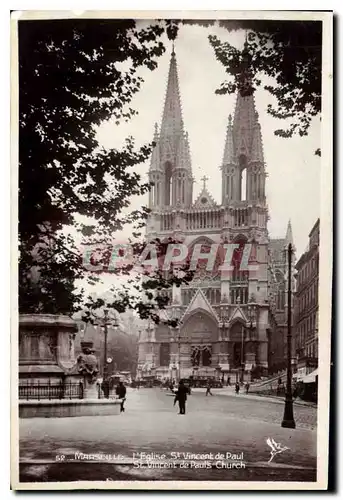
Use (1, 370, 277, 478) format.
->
(189, 387, 317, 408)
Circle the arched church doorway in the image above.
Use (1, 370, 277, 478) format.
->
(229, 321, 246, 369)
(232, 342, 244, 368)
(181, 311, 218, 374)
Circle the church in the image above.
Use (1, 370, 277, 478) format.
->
(137, 44, 293, 383)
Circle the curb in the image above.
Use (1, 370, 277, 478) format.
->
(188, 389, 317, 408)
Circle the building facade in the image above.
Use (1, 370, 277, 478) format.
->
(137, 46, 290, 382)
(267, 221, 297, 374)
(293, 219, 320, 376)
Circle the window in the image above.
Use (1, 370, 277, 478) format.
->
(239, 155, 247, 201)
(241, 168, 247, 201)
(230, 287, 248, 305)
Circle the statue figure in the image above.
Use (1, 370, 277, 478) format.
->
(77, 342, 99, 384)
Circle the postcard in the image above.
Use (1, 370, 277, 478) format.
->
(11, 10, 333, 490)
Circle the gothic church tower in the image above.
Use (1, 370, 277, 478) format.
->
(137, 44, 278, 382)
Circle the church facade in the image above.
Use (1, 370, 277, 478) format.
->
(137, 46, 293, 382)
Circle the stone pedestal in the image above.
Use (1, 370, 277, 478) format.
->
(19, 314, 79, 384)
(82, 379, 99, 399)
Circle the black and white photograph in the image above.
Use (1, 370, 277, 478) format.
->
(12, 10, 333, 490)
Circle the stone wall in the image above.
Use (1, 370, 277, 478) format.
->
(19, 399, 123, 418)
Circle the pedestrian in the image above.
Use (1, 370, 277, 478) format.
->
(205, 380, 213, 396)
(227, 376, 231, 386)
(245, 382, 250, 394)
(293, 385, 298, 400)
(116, 381, 127, 413)
(173, 379, 188, 415)
(101, 378, 110, 399)
(235, 382, 240, 394)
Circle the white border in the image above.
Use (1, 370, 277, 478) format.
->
(9, 9, 333, 492)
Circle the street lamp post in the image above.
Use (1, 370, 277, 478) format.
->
(177, 331, 181, 382)
(281, 243, 296, 429)
(93, 309, 119, 382)
(103, 310, 109, 381)
(246, 303, 257, 379)
(240, 325, 245, 384)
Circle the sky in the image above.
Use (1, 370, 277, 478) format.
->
(96, 21, 321, 262)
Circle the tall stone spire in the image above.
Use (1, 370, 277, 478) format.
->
(285, 219, 294, 246)
(250, 115, 264, 163)
(232, 40, 260, 161)
(160, 48, 184, 139)
(232, 92, 259, 159)
(220, 40, 267, 205)
(222, 114, 235, 165)
(149, 47, 193, 208)
(150, 122, 161, 170)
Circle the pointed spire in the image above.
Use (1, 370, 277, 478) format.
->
(193, 179, 217, 208)
(233, 92, 258, 158)
(160, 48, 184, 138)
(176, 132, 192, 171)
(150, 123, 160, 170)
(222, 114, 236, 165)
(285, 220, 294, 246)
(151, 45, 193, 206)
(250, 118, 264, 163)
(154, 122, 159, 139)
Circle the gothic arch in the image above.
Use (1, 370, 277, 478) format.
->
(188, 235, 216, 247)
(229, 317, 246, 331)
(232, 234, 248, 244)
(181, 309, 218, 342)
(187, 236, 222, 280)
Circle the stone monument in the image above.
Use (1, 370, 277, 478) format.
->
(19, 314, 79, 384)
(76, 341, 100, 399)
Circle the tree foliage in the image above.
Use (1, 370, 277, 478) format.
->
(19, 19, 188, 317)
(166, 19, 321, 138)
(19, 18, 322, 319)
(207, 20, 322, 138)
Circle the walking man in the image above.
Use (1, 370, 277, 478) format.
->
(116, 381, 127, 413)
(174, 380, 189, 415)
(235, 382, 240, 394)
(205, 380, 213, 396)
(245, 382, 250, 394)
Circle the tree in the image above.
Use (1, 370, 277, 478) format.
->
(166, 19, 321, 145)
(107, 330, 138, 374)
(207, 20, 322, 142)
(19, 18, 190, 318)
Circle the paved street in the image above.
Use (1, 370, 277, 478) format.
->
(19, 388, 317, 483)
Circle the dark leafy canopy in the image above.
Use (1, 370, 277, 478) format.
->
(19, 18, 187, 316)
(207, 20, 322, 139)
